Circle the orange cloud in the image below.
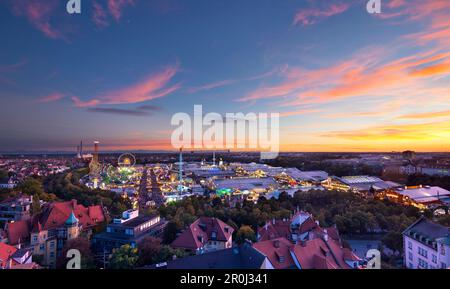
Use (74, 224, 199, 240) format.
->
(321, 120, 450, 142)
(36, 93, 65, 103)
(410, 61, 450, 77)
(399, 110, 450, 119)
(71, 64, 180, 107)
(293, 2, 351, 26)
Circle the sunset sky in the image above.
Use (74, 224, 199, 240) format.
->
(0, 0, 449, 152)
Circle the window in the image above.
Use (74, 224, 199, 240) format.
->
(408, 241, 412, 250)
(432, 254, 437, 263)
(441, 262, 447, 269)
(418, 258, 428, 269)
(408, 252, 413, 261)
(39, 244, 45, 251)
(408, 262, 413, 268)
(441, 244, 446, 256)
(418, 247, 428, 258)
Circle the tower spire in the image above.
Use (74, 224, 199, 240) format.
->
(179, 148, 183, 193)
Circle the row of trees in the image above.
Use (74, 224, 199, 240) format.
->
(158, 190, 423, 254)
(57, 236, 188, 269)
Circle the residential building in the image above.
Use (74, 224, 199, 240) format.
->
(0, 243, 36, 269)
(148, 242, 273, 269)
(0, 194, 32, 224)
(92, 209, 167, 254)
(403, 217, 450, 269)
(257, 211, 339, 243)
(254, 211, 361, 269)
(4, 199, 106, 268)
(253, 237, 361, 269)
(171, 217, 234, 254)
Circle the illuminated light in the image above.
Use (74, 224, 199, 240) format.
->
(216, 188, 232, 196)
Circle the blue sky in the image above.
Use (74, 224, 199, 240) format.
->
(0, 0, 449, 152)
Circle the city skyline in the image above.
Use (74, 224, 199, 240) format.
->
(1, 0, 449, 152)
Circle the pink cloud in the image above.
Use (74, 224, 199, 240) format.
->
(293, 2, 351, 26)
(239, 44, 450, 109)
(36, 93, 65, 103)
(5, 0, 64, 40)
(0, 59, 27, 85)
(92, 1, 110, 28)
(107, 0, 135, 21)
(71, 97, 100, 108)
(187, 79, 236, 93)
(71, 64, 180, 107)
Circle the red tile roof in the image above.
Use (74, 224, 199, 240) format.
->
(0, 242, 17, 268)
(290, 238, 357, 269)
(171, 217, 234, 251)
(253, 238, 295, 269)
(258, 220, 291, 241)
(254, 231, 359, 269)
(36, 200, 105, 231)
(6, 220, 30, 245)
(258, 211, 321, 242)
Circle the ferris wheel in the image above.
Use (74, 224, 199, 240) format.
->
(118, 153, 136, 168)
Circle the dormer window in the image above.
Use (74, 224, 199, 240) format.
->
(211, 231, 217, 240)
(275, 252, 285, 263)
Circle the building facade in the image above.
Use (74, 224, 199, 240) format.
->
(403, 217, 450, 269)
(92, 209, 167, 254)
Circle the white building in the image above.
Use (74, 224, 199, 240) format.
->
(403, 217, 450, 269)
(395, 186, 450, 207)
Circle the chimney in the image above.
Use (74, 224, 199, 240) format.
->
(7, 257, 12, 269)
(301, 240, 306, 247)
(323, 229, 329, 242)
(265, 223, 268, 231)
(272, 218, 276, 225)
(274, 240, 280, 248)
(71, 199, 77, 209)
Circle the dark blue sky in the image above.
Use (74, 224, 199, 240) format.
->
(0, 0, 449, 152)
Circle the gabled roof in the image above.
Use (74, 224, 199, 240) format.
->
(0, 242, 17, 268)
(6, 220, 30, 245)
(258, 211, 325, 242)
(258, 220, 291, 241)
(35, 200, 105, 231)
(147, 243, 267, 269)
(253, 238, 296, 269)
(402, 216, 450, 248)
(171, 217, 233, 250)
(290, 238, 353, 269)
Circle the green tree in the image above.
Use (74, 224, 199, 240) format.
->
(154, 245, 188, 263)
(137, 237, 161, 266)
(0, 169, 9, 183)
(109, 244, 139, 269)
(235, 225, 256, 244)
(382, 231, 403, 255)
(30, 194, 42, 215)
(57, 237, 96, 269)
(163, 221, 179, 244)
